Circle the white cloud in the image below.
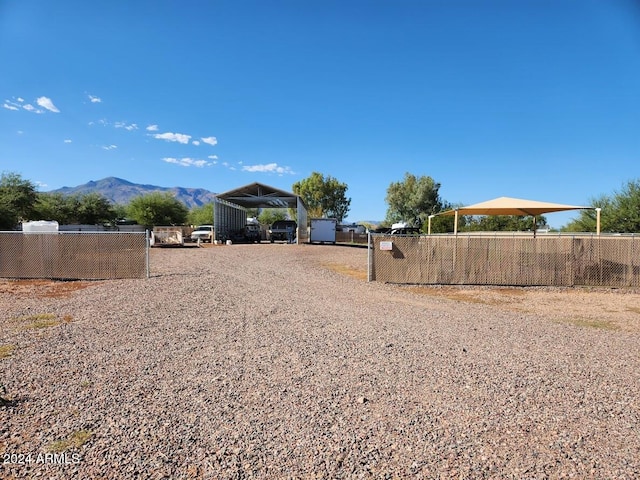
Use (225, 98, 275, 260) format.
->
(16, 97, 24, 102)
(64, 139, 72, 143)
(163, 157, 210, 168)
(192, 140, 200, 146)
(208, 155, 218, 160)
(88, 95, 102, 103)
(2, 103, 19, 111)
(115, 121, 138, 131)
(23, 104, 43, 113)
(201, 136, 218, 146)
(102, 144, 118, 150)
(146, 124, 159, 131)
(151, 132, 191, 144)
(36, 96, 60, 113)
(35, 181, 47, 189)
(242, 163, 295, 175)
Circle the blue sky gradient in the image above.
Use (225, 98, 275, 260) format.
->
(1, 0, 638, 227)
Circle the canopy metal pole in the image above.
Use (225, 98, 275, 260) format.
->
(454, 210, 458, 236)
(596, 208, 601, 235)
(428, 215, 434, 235)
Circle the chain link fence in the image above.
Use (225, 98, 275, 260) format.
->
(335, 231, 368, 245)
(369, 233, 640, 287)
(0, 232, 149, 280)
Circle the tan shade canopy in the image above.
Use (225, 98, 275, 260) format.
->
(439, 196, 590, 217)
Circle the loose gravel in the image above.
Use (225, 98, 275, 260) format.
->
(1, 243, 639, 479)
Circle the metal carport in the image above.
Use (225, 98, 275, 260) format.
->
(213, 182, 308, 243)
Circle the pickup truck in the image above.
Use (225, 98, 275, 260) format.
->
(190, 225, 214, 243)
(269, 220, 296, 243)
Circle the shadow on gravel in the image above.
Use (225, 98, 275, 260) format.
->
(0, 395, 27, 409)
(310, 242, 369, 249)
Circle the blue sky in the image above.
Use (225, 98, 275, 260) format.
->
(1, 0, 638, 227)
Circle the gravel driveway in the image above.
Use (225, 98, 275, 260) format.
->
(1, 243, 639, 479)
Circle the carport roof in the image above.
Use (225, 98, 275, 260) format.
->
(216, 182, 302, 209)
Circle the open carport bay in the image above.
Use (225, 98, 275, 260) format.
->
(1, 244, 639, 478)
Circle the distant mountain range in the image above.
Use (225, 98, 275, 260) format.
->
(49, 177, 217, 208)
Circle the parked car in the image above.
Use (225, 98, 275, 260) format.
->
(390, 226, 422, 235)
(190, 225, 214, 243)
(390, 222, 421, 235)
(269, 220, 297, 243)
(244, 223, 262, 243)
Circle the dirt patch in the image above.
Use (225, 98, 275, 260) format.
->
(0, 279, 94, 298)
(322, 262, 368, 281)
(401, 285, 640, 332)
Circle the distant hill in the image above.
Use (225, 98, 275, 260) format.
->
(49, 177, 217, 208)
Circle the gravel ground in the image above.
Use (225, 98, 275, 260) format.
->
(1, 243, 639, 479)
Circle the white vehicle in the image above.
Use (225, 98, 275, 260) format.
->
(190, 225, 214, 243)
(338, 223, 366, 234)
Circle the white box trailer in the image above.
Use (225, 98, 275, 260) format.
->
(310, 218, 337, 244)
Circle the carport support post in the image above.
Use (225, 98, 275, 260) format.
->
(596, 208, 601, 235)
(428, 215, 434, 235)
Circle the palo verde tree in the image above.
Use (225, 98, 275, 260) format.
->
(0, 172, 38, 230)
(563, 179, 640, 233)
(384, 173, 444, 228)
(292, 172, 351, 222)
(125, 191, 188, 228)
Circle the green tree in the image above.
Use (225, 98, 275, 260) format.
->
(258, 208, 287, 226)
(35, 192, 116, 225)
(33, 193, 77, 224)
(187, 203, 214, 226)
(428, 201, 460, 233)
(0, 172, 38, 229)
(75, 193, 116, 224)
(564, 180, 640, 233)
(292, 172, 351, 222)
(125, 192, 188, 228)
(461, 214, 546, 232)
(384, 173, 443, 228)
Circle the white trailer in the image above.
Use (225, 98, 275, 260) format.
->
(150, 226, 184, 247)
(309, 218, 337, 244)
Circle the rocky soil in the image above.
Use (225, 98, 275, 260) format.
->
(1, 243, 639, 479)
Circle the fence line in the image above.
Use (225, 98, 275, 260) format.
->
(0, 231, 149, 280)
(369, 234, 640, 287)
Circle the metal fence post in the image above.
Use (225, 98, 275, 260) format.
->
(367, 232, 372, 282)
(146, 229, 151, 278)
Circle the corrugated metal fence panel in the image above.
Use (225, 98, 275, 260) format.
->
(370, 234, 640, 288)
(0, 232, 148, 280)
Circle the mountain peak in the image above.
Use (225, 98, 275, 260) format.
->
(49, 177, 217, 208)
